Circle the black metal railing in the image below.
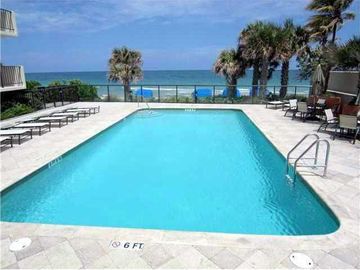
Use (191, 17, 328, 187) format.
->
(87, 84, 312, 104)
(25, 85, 80, 109)
(0, 9, 15, 32)
(0, 65, 23, 88)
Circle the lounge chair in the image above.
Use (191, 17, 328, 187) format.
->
(13, 122, 51, 135)
(65, 108, 91, 117)
(266, 101, 284, 109)
(332, 114, 359, 144)
(284, 99, 297, 117)
(222, 88, 241, 97)
(317, 109, 338, 132)
(52, 112, 79, 122)
(73, 106, 100, 114)
(37, 116, 69, 127)
(0, 129, 32, 144)
(0, 136, 13, 148)
(292, 102, 311, 122)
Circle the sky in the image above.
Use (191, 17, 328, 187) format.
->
(1, 0, 359, 72)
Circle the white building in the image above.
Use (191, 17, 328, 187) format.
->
(0, 8, 26, 92)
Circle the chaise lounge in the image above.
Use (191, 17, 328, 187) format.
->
(0, 129, 33, 144)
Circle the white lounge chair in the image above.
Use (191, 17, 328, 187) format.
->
(13, 122, 51, 135)
(65, 108, 91, 117)
(37, 116, 69, 127)
(0, 129, 32, 144)
(52, 112, 79, 121)
(0, 136, 13, 148)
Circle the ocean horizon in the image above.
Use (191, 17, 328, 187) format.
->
(26, 70, 310, 87)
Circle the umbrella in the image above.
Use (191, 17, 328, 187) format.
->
(312, 64, 325, 96)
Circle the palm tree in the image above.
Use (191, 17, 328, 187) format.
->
(213, 48, 247, 98)
(278, 20, 309, 98)
(306, 0, 355, 44)
(241, 22, 283, 96)
(331, 36, 360, 69)
(108, 47, 143, 101)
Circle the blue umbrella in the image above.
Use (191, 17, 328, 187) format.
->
(222, 88, 241, 97)
(192, 88, 213, 97)
(135, 89, 153, 98)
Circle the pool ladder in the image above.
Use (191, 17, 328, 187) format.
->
(286, 134, 330, 179)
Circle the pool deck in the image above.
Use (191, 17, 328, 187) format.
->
(1, 102, 359, 269)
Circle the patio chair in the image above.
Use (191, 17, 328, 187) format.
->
(292, 102, 311, 122)
(284, 99, 297, 117)
(332, 114, 359, 144)
(317, 109, 338, 132)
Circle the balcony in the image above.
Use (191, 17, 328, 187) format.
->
(0, 9, 18, 37)
(0, 65, 26, 92)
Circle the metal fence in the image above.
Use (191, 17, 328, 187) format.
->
(0, 9, 14, 32)
(25, 86, 80, 109)
(89, 84, 312, 103)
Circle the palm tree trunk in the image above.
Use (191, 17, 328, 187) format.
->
(124, 82, 131, 102)
(259, 57, 269, 96)
(280, 60, 289, 98)
(228, 77, 237, 98)
(252, 60, 260, 96)
(331, 23, 337, 43)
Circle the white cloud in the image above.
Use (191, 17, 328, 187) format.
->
(4, 0, 345, 33)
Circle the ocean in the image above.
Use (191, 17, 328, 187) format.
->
(26, 70, 310, 98)
(26, 70, 309, 86)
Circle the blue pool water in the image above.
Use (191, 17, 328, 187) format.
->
(1, 110, 338, 235)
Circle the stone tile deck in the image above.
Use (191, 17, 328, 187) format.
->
(1, 102, 359, 269)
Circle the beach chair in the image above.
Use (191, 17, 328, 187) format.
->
(332, 114, 359, 144)
(37, 116, 69, 127)
(284, 99, 297, 117)
(222, 88, 241, 97)
(65, 108, 91, 117)
(13, 122, 51, 135)
(292, 102, 311, 122)
(0, 136, 13, 148)
(52, 112, 80, 122)
(73, 106, 100, 114)
(0, 129, 32, 144)
(317, 109, 338, 132)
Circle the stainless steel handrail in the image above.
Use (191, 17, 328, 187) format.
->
(293, 139, 330, 177)
(286, 134, 319, 175)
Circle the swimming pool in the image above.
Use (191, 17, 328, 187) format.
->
(1, 109, 339, 235)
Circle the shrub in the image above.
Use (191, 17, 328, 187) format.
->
(26, 80, 42, 90)
(69, 80, 98, 101)
(1, 103, 34, 120)
(47, 80, 99, 101)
